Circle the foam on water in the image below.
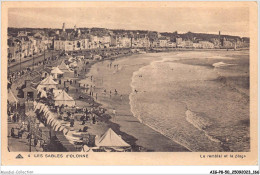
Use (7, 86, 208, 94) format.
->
(129, 55, 225, 151)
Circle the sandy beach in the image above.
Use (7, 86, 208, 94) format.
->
(80, 50, 249, 152)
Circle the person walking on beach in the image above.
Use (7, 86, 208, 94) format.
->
(96, 93, 98, 100)
(110, 90, 112, 98)
(112, 109, 116, 122)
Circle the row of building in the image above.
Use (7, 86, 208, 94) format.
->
(8, 31, 53, 63)
(8, 23, 250, 63)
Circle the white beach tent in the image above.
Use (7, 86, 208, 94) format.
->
(39, 75, 58, 90)
(54, 90, 76, 107)
(53, 89, 63, 97)
(39, 123, 45, 128)
(51, 67, 64, 79)
(96, 128, 130, 148)
(81, 145, 90, 152)
(58, 61, 73, 73)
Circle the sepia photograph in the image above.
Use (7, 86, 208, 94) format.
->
(1, 1, 258, 166)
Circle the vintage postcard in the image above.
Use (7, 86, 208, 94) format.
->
(1, 1, 258, 166)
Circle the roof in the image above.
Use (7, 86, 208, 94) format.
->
(8, 90, 18, 104)
(96, 128, 130, 147)
(51, 67, 64, 74)
(40, 75, 58, 85)
(58, 61, 73, 72)
(54, 90, 74, 101)
(53, 89, 63, 97)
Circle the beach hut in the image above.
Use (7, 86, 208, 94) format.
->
(51, 67, 64, 79)
(39, 75, 58, 90)
(54, 90, 76, 107)
(96, 128, 130, 148)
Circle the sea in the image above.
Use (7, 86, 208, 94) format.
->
(80, 50, 250, 152)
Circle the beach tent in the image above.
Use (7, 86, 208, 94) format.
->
(40, 75, 58, 90)
(81, 145, 90, 152)
(51, 67, 64, 79)
(8, 89, 18, 107)
(39, 123, 45, 128)
(58, 61, 73, 73)
(96, 128, 130, 148)
(54, 90, 75, 107)
(53, 89, 63, 97)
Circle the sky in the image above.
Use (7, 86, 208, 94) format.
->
(8, 7, 249, 37)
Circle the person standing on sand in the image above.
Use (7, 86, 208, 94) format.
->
(112, 109, 116, 122)
(96, 93, 98, 100)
